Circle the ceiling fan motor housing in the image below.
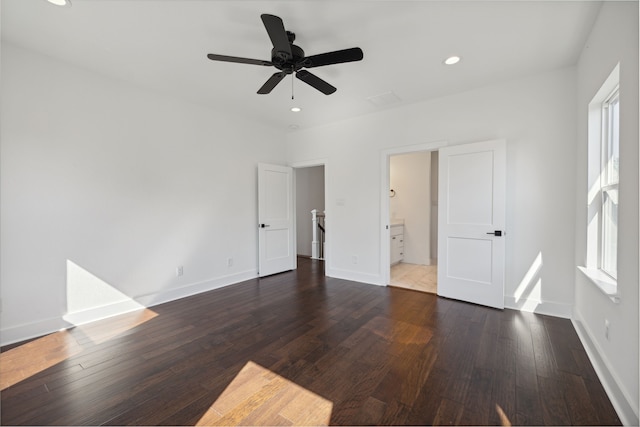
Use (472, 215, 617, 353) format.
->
(271, 44, 305, 72)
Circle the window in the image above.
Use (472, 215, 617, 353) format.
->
(580, 63, 620, 302)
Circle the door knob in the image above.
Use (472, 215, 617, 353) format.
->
(486, 230, 502, 236)
(259, 224, 270, 228)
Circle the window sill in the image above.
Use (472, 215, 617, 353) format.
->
(577, 266, 620, 303)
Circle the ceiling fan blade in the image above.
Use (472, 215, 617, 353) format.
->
(261, 14, 292, 60)
(258, 72, 288, 94)
(303, 47, 363, 68)
(295, 70, 336, 95)
(207, 54, 272, 66)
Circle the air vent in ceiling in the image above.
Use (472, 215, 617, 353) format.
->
(366, 91, 402, 107)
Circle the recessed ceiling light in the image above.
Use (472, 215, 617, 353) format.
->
(289, 124, 300, 130)
(444, 56, 461, 65)
(290, 107, 301, 112)
(46, 0, 71, 6)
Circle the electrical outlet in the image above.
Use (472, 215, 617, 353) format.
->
(176, 266, 184, 277)
(604, 319, 610, 340)
(227, 258, 233, 267)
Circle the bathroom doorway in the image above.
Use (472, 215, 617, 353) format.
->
(388, 150, 439, 294)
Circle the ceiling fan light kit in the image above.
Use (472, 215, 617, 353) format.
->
(207, 14, 363, 96)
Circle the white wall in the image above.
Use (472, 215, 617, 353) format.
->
(287, 66, 578, 316)
(390, 152, 431, 265)
(0, 44, 287, 344)
(295, 166, 325, 257)
(573, 2, 639, 424)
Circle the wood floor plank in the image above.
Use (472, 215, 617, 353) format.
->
(582, 376, 622, 425)
(489, 370, 516, 425)
(530, 322, 559, 378)
(405, 366, 451, 425)
(538, 375, 572, 426)
(0, 258, 620, 426)
(495, 336, 517, 375)
(571, 348, 600, 381)
(351, 396, 386, 426)
(562, 372, 604, 426)
(516, 385, 545, 426)
(459, 368, 495, 425)
(474, 327, 499, 371)
(545, 323, 585, 377)
(432, 398, 464, 426)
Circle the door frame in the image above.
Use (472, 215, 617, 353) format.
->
(291, 158, 329, 272)
(380, 141, 447, 285)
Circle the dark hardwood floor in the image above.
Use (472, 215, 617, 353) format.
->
(1, 258, 621, 425)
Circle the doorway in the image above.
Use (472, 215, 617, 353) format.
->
(388, 151, 439, 293)
(294, 165, 325, 268)
(381, 139, 505, 307)
(380, 141, 445, 291)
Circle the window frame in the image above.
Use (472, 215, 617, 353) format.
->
(599, 86, 619, 280)
(579, 63, 620, 303)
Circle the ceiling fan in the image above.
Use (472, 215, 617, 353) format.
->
(207, 14, 363, 95)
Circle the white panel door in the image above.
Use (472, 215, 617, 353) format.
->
(437, 140, 506, 309)
(258, 163, 295, 277)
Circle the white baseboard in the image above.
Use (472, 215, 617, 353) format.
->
(0, 316, 70, 347)
(0, 269, 258, 347)
(572, 314, 639, 426)
(135, 269, 257, 308)
(504, 296, 573, 318)
(326, 267, 385, 286)
(62, 299, 147, 327)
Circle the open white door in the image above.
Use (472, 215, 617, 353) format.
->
(258, 163, 295, 277)
(437, 140, 506, 309)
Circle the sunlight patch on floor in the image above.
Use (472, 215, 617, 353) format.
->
(1, 260, 158, 391)
(0, 330, 83, 391)
(73, 308, 158, 345)
(197, 361, 333, 426)
(0, 307, 158, 391)
(495, 403, 512, 426)
(363, 316, 433, 346)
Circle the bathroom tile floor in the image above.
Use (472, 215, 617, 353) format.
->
(390, 262, 437, 294)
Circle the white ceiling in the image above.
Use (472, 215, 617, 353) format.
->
(2, 0, 601, 131)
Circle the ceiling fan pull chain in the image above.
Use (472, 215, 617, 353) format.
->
(291, 73, 295, 100)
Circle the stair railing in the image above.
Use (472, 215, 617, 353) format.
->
(311, 209, 326, 260)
